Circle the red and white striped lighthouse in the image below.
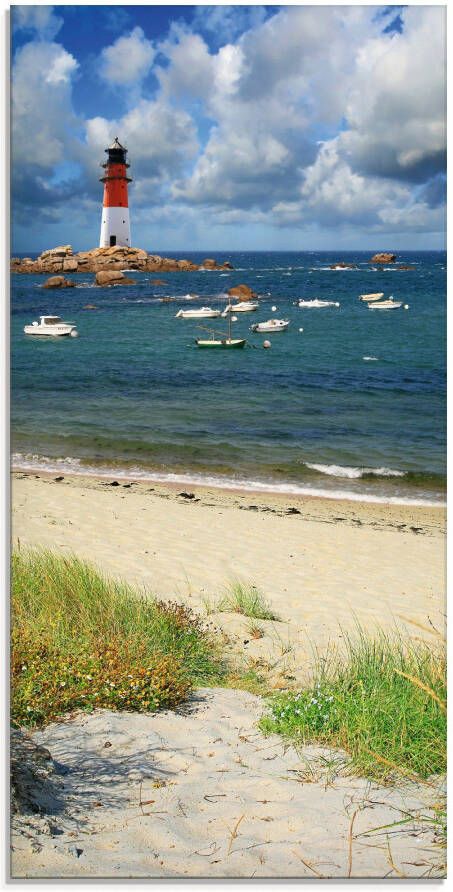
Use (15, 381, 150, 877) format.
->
(99, 137, 132, 248)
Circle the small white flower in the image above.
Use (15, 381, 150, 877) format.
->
(60, 681, 66, 687)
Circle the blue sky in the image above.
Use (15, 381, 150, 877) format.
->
(11, 4, 446, 252)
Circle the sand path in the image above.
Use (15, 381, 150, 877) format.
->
(11, 689, 443, 879)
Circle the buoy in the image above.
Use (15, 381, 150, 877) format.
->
(299, 327, 304, 332)
(263, 340, 271, 349)
(271, 305, 277, 312)
(404, 304, 409, 310)
(231, 315, 238, 322)
(335, 302, 340, 307)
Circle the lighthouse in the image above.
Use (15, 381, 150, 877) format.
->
(99, 137, 132, 248)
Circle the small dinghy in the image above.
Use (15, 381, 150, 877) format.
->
(195, 314, 247, 349)
(24, 315, 78, 337)
(196, 337, 246, 348)
(176, 307, 221, 319)
(359, 292, 384, 302)
(296, 299, 340, 308)
(251, 319, 290, 333)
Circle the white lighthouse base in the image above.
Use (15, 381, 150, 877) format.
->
(99, 207, 131, 248)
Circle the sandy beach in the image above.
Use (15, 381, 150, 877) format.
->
(11, 689, 444, 879)
(12, 471, 446, 683)
(11, 472, 446, 878)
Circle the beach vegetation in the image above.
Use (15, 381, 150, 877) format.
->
(218, 582, 280, 622)
(11, 549, 225, 727)
(260, 626, 446, 782)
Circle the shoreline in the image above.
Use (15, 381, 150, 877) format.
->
(11, 459, 446, 509)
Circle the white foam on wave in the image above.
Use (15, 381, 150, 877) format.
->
(305, 462, 405, 479)
(12, 453, 444, 507)
(363, 356, 379, 361)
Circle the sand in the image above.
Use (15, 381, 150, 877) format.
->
(11, 689, 444, 879)
(12, 472, 446, 682)
(10, 472, 446, 878)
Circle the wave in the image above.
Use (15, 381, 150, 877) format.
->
(304, 462, 405, 479)
(11, 453, 444, 507)
(363, 356, 379, 361)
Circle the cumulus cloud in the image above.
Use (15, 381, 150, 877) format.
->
(12, 6, 63, 40)
(99, 26, 155, 85)
(11, 4, 446, 246)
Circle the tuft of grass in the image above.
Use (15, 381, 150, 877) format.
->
(11, 549, 225, 727)
(217, 582, 280, 621)
(260, 626, 446, 781)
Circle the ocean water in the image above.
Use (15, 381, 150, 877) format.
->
(11, 251, 446, 505)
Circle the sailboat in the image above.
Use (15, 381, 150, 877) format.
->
(195, 310, 247, 348)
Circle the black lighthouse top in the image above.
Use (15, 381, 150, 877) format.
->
(102, 137, 129, 168)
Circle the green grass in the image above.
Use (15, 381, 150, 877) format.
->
(260, 626, 446, 781)
(11, 549, 226, 727)
(217, 582, 280, 621)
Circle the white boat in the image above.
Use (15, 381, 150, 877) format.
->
(296, 299, 340, 308)
(359, 292, 384, 302)
(251, 319, 290, 333)
(222, 301, 259, 314)
(23, 315, 78, 337)
(175, 307, 221, 319)
(368, 297, 404, 310)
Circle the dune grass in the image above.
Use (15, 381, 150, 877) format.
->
(217, 582, 280, 621)
(260, 626, 446, 782)
(11, 549, 225, 727)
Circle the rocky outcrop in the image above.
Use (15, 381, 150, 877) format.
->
(227, 284, 257, 300)
(11, 246, 234, 275)
(329, 262, 357, 269)
(42, 276, 76, 289)
(370, 252, 397, 263)
(95, 270, 135, 287)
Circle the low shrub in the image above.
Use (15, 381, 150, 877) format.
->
(12, 549, 225, 727)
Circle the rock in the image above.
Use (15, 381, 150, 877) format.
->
(178, 491, 196, 499)
(151, 279, 166, 286)
(10, 729, 60, 816)
(227, 284, 257, 300)
(329, 262, 357, 269)
(11, 245, 229, 275)
(83, 304, 98, 310)
(42, 276, 76, 289)
(95, 270, 132, 286)
(395, 265, 415, 271)
(63, 258, 78, 272)
(370, 252, 397, 263)
(39, 245, 73, 260)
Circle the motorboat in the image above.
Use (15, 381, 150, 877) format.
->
(368, 297, 405, 310)
(23, 315, 78, 337)
(296, 299, 340, 308)
(251, 319, 290, 333)
(175, 307, 221, 319)
(222, 301, 259, 314)
(359, 292, 384, 302)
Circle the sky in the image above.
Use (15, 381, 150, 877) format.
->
(10, 3, 446, 253)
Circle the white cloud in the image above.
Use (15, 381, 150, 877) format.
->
(13, 6, 63, 40)
(12, 41, 79, 169)
(99, 26, 155, 86)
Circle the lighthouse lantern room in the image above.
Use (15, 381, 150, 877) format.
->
(99, 137, 132, 248)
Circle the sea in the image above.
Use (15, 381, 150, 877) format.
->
(11, 251, 446, 506)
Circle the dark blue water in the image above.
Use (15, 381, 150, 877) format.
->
(11, 251, 446, 504)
